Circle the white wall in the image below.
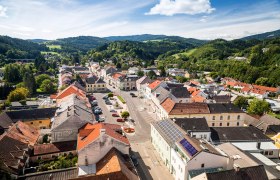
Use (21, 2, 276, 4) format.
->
(151, 125, 172, 172)
(171, 148, 187, 180)
(190, 132, 211, 141)
(78, 134, 129, 166)
(187, 151, 230, 172)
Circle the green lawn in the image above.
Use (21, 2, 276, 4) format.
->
(117, 95, 126, 104)
(268, 112, 280, 119)
(41, 51, 60, 55)
(47, 44, 61, 50)
(173, 49, 197, 59)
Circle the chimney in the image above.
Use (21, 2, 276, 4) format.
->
(67, 111, 70, 117)
(100, 129, 106, 142)
(68, 106, 70, 111)
(256, 141, 261, 149)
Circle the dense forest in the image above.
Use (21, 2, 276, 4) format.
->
(0, 36, 48, 66)
(1, 30, 280, 86)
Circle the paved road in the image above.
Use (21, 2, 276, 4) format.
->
(105, 86, 173, 180)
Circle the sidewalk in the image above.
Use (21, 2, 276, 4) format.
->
(131, 141, 173, 180)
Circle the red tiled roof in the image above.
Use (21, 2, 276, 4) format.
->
(241, 86, 251, 93)
(1, 121, 39, 146)
(188, 87, 197, 93)
(148, 80, 161, 90)
(112, 73, 125, 80)
(191, 90, 201, 97)
(52, 84, 86, 99)
(189, 80, 200, 85)
(250, 89, 267, 95)
(160, 98, 176, 114)
(34, 141, 76, 155)
(252, 85, 278, 92)
(77, 123, 130, 151)
(169, 103, 210, 115)
(191, 95, 206, 103)
(226, 81, 237, 87)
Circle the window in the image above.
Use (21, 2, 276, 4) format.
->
(220, 116, 223, 120)
(227, 123, 230, 126)
(30, 122, 33, 124)
(201, 163, 205, 168)
(228, 115, 230, 120)
(212, 116, 216, 120)
(192, 135, 196, 138)
(212, 123, 215, 126)
(237, 115, 240, 120)
(220, 123, 222, 126)
(39, 121, 42, 123)
(237, 122, 240, 126)
(38, 156, 41, 160)
(264, 151, 269, 155)
(269, 151, 273, 155)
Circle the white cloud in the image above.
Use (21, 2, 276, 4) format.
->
(0, 5, 8, 17)
(146, 0, 215, 16)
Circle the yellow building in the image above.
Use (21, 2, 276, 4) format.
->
(85, 75, 107, 93)
(0, 108, 56, 131)
(160, 98, 245, 127)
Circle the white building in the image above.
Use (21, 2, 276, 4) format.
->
(171, 136, 233, 180)
(77, 123, 130, 166)
(151, 119, 185, 172)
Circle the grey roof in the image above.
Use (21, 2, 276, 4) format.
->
(212, 95, 231, 103)
(20, 167, 78, 180)
(0, 108, 57, 129)
(250, 114, 280, 133)
(210, 126, 272, 143)
(72, 81, 86, 92)
(208, 103, 244, 113)
(204, 165, 268, 180)
(137, 76, 151, 84)
(170, 87, 191, 99)
(95, 78, 105, 84)
(52, 105, 95, 130)
(105, 67, 118, 74)
(73, 66, 89, 71)
(119, 75, 139, 82)
(154, 86, 171, 103)
(174, 118, 210, 132)
(152, 119, 185, 146)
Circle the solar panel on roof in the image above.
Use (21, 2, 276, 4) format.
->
(180, 139, 198, 156)
(157, 120, 184, 143)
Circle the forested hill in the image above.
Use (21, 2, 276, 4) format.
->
(241, 29, 280, 40)
(0, 35, 47, 59)
(87, 39, 195, 62)
(47, 36, 109, 53)
(105, 34, 207, 46)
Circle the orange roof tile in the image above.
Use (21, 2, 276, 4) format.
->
(241, 86, 251, 93)
(191, 95, 206, 103)
(77, 123, 130, 151)
(252, 85, 278, 93)
(112, 73, 125, 80)
(148, 80, 161, 90)
(226, 81, 237, 87)
(160, 98, 176, 114)
(190, 80, 200, 85)
(169, 103, 210, 115)
(53, 84, 86, 99)
(191, 90, 201, 97)
(188, 87, 197, 93)
(2, 121, 39, 146)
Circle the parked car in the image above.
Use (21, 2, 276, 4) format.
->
(98, 117, 105, 122)
(105, 102, 112, 105)
(130, 154, 139, 166)
(102, 95, 108, 99)
(93, 106, 101, 110)
(91, 100, 98, 106)
(110, 109, 117, 112)
(130, 93, 135, 96)
(112, 113, 119, 117)
(116, 118, 124, 122)
(94, 109, 102, 115)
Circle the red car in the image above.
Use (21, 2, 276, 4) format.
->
(112, 113, 120, 117)
(116, 118, 125, 122)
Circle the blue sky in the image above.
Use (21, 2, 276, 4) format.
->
(0, 0, 279, 40)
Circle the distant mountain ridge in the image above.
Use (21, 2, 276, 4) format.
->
(241, 29, 280, 40)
